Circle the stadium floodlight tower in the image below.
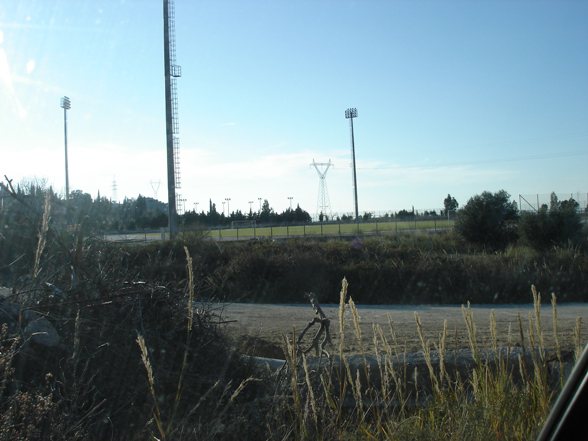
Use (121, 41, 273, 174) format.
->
(60, 96, 71, 201)
(345, 107, 359, 222)
(163, 0, 182, 237)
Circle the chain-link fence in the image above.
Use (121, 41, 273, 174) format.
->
(104, 215, 454, 243)
(519, 193, 588, 212)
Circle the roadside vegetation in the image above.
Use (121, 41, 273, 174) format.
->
(1, 183, 587, 306)
(0, 180, 587, 439)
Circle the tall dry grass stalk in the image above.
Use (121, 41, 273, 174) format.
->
(273, 279, 583, 441)
(338, 277, 348, 356)
(136, 333, 166, 441)
(302, 353, 318, 427)
(134, 248, 256, 440)
(414, 312, 441, 396)
(532, 285, 546, 362)
(32, 191, 51, 279)
(551, 293, 564, 388)
(462, 301, 480, 364)
(167, 246, 197, 431)
(574, 317, 583, 361)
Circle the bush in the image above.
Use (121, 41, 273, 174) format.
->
(519, 198, 583, 251)
(455, 190, 518, 249)
(0, 190, 266, 440)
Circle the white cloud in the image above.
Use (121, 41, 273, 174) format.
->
(0, 139, 568, 217)
(25, 59, 36, 74)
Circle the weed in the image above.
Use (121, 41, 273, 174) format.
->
(264, 280, 584, 441)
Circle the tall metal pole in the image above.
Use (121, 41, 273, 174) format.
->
(163, 0, 176, 236)
(163, 0, 179, 237)
(60, 96, 71, 201)
(345, 108, 359, 222)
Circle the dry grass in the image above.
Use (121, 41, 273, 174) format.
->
(2, 253, 585, 441)
(135, 247, 257, 441)
(0, 185, 585, 440)
(263, 279, 584, 441)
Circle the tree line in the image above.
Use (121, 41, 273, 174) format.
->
(182, 198, 312, 227)
(0, 179, 460, 233)
(1, 180, 585, 251)
(0, 181, 313, 231)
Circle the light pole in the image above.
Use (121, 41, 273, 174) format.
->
(345, 107, 359, 222)
(288, 196, 293, 210)
(225, 197, 231, 216)
(258, 197, 262, 212)
(222, 201, 225, 216)
(194, 202, 199, 212)
(60, 96, 71, 201)
(248, 201, 254, 212)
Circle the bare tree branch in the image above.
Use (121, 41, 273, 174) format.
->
(296, 292, 332, 357)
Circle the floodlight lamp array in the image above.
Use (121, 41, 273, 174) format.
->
(345, 108, 357, 119)
(61, 96, 71, 110)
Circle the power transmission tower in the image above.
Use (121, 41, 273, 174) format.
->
(311, 159, 333, 221)
(164, 0, 182, 237)
(150, 180, 161, 200)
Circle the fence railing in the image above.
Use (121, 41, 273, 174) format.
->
(519, 193, 588, 212)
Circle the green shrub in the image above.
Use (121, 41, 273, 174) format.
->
(519, 198, 583, 251)
(108, 234, 588, 304)
(455, 190, 518, 249)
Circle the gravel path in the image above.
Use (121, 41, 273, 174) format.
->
(222, 302, 588, 357)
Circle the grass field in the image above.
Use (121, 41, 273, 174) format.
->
(104, 218, 454, 243)
(211, 218, 454, 240)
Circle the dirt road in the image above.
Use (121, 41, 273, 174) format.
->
(222, 302, 588, 358)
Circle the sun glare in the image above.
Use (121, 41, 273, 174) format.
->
(0, 36, 27, 120)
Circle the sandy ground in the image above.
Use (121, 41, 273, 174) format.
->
(220, 302, 588, 358)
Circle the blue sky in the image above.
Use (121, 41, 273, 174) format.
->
(1, 0, 587, 216)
